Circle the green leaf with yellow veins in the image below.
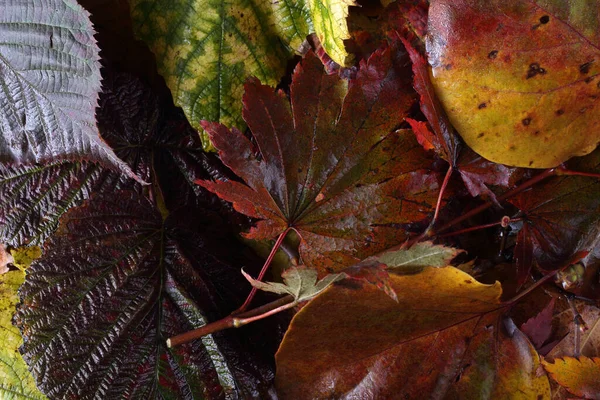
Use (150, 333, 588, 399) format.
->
(309, 0, 355, 66)
(0, 270, 46, 400)
(273, 0, 354, 66)
(272, 0, 313, 54)
(129, 0, 293, 150)
(428, 0, 600, 168)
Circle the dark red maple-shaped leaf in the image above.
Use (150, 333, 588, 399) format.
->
(509, 149, 600, 284)
(197, 45, 440, 272)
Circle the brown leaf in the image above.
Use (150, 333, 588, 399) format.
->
(275, 266, 551, 399)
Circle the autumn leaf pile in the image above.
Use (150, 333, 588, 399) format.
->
(1, 0, 600, 399)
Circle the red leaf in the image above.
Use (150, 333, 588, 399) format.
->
(197, 44, 440, 272)
(521, 298, 555, 350)
(457, 148, 517, 204)
(401, 36, 460, 164)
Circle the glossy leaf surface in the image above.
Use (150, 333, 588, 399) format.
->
(428, 0, 600, 167)
(130, 0, 292, 149)
(543, 357, 600, 399)
(198, 46, 439, 272)
(276, 266, 551, 399)
(0, 0, 133, 175)
(16, 190, 274, 399)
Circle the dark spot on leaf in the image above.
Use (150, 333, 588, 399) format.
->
(534, 131, 540, 136)
(527, 63, 546, 79)
(478, 102, 487, 109)
(555, 109, 564, 116)
(509, 145, 516, 150)
(539, 15, 550, 24)
(522, 118, 531, 126)
(488, 50, 498, 59)
(445, 64, 452, 70)
(585, 77, 594, 83)
(597, 81, 600, 88)
(529, 160, 534, 166)
(477, 132, 485, 138)
(464, 280, 472, 284)
(580, 61, 593, 74)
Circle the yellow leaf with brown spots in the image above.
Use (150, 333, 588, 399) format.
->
(427, 0, 600, 168)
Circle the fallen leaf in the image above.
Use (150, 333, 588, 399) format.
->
(543, 356, 600, 399)
(376, 240, 462, 271)
(0, 243, 13, 275)
(402, 37, 459, 164)
(0, 269, 46, 399)
(274, 0, 356, 66)
(428, 0, 600, 168)
(242, 266, 346, 303)
(0, 0, 134, 177)
(548, 302, 600, 360)
(521, 298, 556, 350)
(509, 150, 600, 283)
(198, 45, 440, 272)
(15, 190, 277, 398)
(129, 0, 293, 150)
(275, 266, 551, 399)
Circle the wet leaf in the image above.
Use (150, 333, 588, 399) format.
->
(543, 356, 600, 399)
(197, 44, 439, 272)
(275, 266, 551, 399)
(242, 266, 346, 303)
(0, 269, 46, 399)
(130, 0, 293, 150)
(15, 190, 276, 399)
(428, 0, 600, 168)
(0, 0, 134, 176)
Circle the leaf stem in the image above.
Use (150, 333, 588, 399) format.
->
(235, 227, 291, 313)
(437, 218, 521, 238)
(430, 168, 557, 237)
(504, 251, 588, 306)
(167, 295, 294, 348)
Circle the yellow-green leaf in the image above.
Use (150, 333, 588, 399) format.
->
(428, 0, 600, 168)
(0, 270, 46, 399)
(273, 0, 355, 66)
(129, 0, 293, 150)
